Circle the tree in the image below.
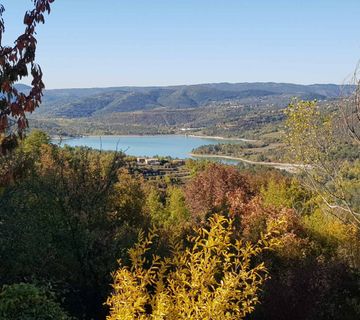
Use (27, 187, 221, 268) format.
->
(184, 163, 254, 222)
(341, 68, 360, 145)
(106, 215, 284, 320)
(285, 99, 360, 226)
(165, 186, 189, 226)
(22, 129, 50, 153)
(0, 0, 54, 154)
(0, 144, 148, 319)
(145, 186, 166, 226)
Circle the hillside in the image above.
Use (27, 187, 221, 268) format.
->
(25, 82, 355, 137)
(30, 82, 353, 117)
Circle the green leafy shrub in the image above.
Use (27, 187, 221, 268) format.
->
(0, 283, 71, 320)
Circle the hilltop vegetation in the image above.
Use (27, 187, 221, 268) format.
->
(34, 83, 353, 117)
(28, 82, 354, 138)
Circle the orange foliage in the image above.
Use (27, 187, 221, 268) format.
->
(184, 163, 254, 222)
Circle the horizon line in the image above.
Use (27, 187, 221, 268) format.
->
(32, 81, 354, 91)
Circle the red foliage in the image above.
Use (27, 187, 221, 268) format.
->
(0, 0, 54, 154)
(238, 197, 304, 243)
(184, 163, 255, 222)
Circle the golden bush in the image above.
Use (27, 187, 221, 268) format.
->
(106, 214, 284, 320)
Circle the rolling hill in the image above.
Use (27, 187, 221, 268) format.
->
(27, 82, 354, 118)
(21, 82, 354, 138)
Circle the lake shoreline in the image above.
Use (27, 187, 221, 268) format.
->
(186, 134, 258, 142)
(52, 133, 256, 141)
(52, 134, 239, 159)
(190, 153, 302, 172)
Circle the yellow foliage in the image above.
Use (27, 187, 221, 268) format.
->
(304, 209, 360, 268)
(106, 215, 284, 320)
(285, 99, 334, 165)
(285, 99, 360, 226)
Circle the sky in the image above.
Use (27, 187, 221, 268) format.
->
(2, 0, 360, 89)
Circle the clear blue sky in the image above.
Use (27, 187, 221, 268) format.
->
(2, 0, 360, 89)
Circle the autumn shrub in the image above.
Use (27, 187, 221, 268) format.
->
(106, 214, 284, 320)
(304, 208, 360, 268)
(243, 200, 360, 320)
(184, 163, 254, 222)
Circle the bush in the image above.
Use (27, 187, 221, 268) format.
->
(106, 215, 284, 320)
(0, 283, 71, 320)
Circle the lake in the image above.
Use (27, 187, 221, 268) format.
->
(55, 135, 239, 160)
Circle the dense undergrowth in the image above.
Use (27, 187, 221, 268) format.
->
(0, 130, 360, 319)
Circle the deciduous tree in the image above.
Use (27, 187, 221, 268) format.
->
(0, 0, 54, 154)
(184, 163, 254, 222)
(285, 99, 360, 226)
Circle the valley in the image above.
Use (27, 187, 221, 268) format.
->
(27, 82, 352, 165)
(29, 82, 352, 139)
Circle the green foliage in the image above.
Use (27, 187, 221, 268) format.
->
(111, 169, 147, 225)
(145, 186, 166, 226)
(185, 158, 212, 176)
(22, 130, 50, 154)
(165, 186, 189, 226)
(261, 176, 316, 215)
(339, 160, 360, 213)
(0, 283, 71, 320)
(0, 143, 147, 319)
(261, 178, 292, 208)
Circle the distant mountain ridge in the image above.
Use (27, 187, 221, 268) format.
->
(20, 82, 354, 119)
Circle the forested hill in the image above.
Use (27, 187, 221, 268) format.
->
(25, 82, 354, 118)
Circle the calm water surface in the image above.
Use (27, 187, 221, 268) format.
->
(56, 135, 239, 160)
